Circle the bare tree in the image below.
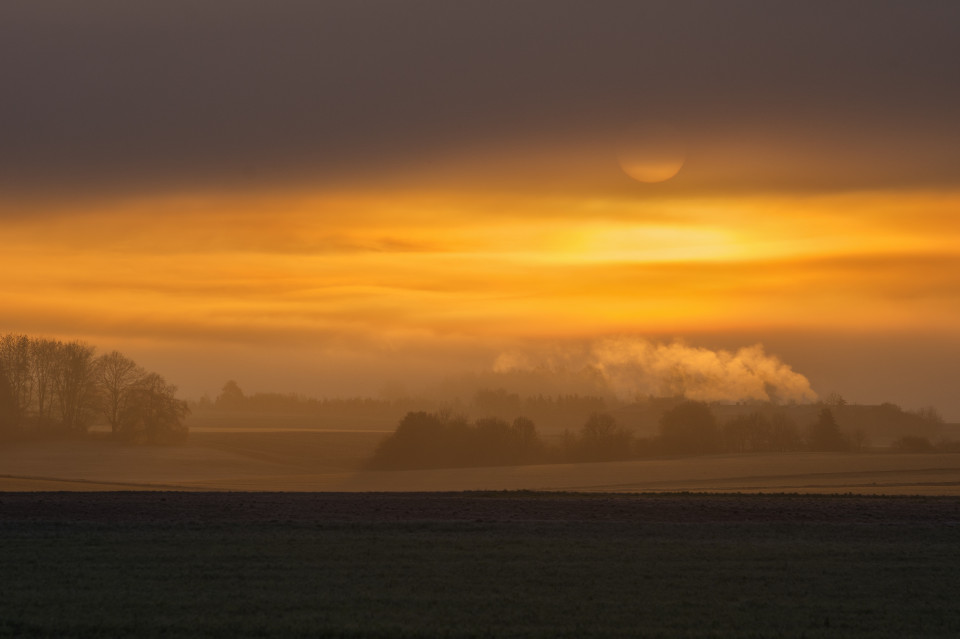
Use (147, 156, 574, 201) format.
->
(0, 334, 33, 428)
(0, 366, 17, 436)
(53, 341, 100, 433)
(97, 351, 146, 434)
(118, 373, 190, 444)
(30, 337, 62, 426)
(1, 332, 191, 443)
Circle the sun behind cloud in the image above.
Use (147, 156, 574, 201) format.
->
(617, 122, 686, 183)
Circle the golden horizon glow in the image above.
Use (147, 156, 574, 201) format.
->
(4, 187, 960, 351)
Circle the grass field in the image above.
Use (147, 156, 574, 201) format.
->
(2, 430, 960, 494)
(1, 492, 958, 638)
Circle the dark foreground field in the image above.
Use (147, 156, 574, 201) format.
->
(1, 492, 959, 638)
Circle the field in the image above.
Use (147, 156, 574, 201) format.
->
(2, 429, 960, 494)
(1, 492, 959, 637)
(3, 432, 960, 636)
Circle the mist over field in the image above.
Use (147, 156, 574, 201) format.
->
(3, 326, 958, 496)
(2, 329, 957, 495)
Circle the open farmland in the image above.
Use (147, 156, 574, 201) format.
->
(1, 492, 959, 638)
(2, 430, 960, 494)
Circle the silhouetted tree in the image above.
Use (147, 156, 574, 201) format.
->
(370, 411, 547, 470)
(53, 341, 99, 434)
(721, 411, 806, 453)
(472, 416, 520, 465)
(216, 380, 246, 410)
(722, 413, 760, 453)
(566, 412, 633, 462)
(29, 337, 61, 427)
(97, 351, 146, 435)
(0, 366, 17, 438)
(769, 411, 802, 452)
(510, 416, 544, 462)
(471, 415, 546, 466)
(658, 400, 719, 455)
(370, 411, 456, 469)
(117, 373, 190, 444)
(0, 334, 32, 428)
(806, 407, 850, 452)
(0, 332, 191, 443)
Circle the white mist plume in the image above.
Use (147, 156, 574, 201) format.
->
(493, 339, 817, 403)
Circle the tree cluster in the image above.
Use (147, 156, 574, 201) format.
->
(656, 403, 857, 455)
(563, 402, 808, 460)
(369, 411, 546, 470)
(370, 409, 644, 470)
(560, 412, 634, 462)
(472, 388, 609, 432)
(0, 333, 188, 444)
(207, 380, 427, 416)
(473, 388, 607, 419)
(369, 399, 917, 470)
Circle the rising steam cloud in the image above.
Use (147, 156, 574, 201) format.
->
(493, 339, 817, 403)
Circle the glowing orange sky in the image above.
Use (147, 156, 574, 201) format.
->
(2, 2, 960, 416)
(6, 185, 960, 343)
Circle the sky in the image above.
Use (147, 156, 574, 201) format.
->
(3, 2, 960, 416)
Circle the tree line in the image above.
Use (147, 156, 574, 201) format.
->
(0, 333, 189, 444)
(208, 380, 420, 414)
(368, 401, 943, 470)
(202, 382, 611, 431)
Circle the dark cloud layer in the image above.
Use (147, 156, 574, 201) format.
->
(2, 1, 959, 198)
